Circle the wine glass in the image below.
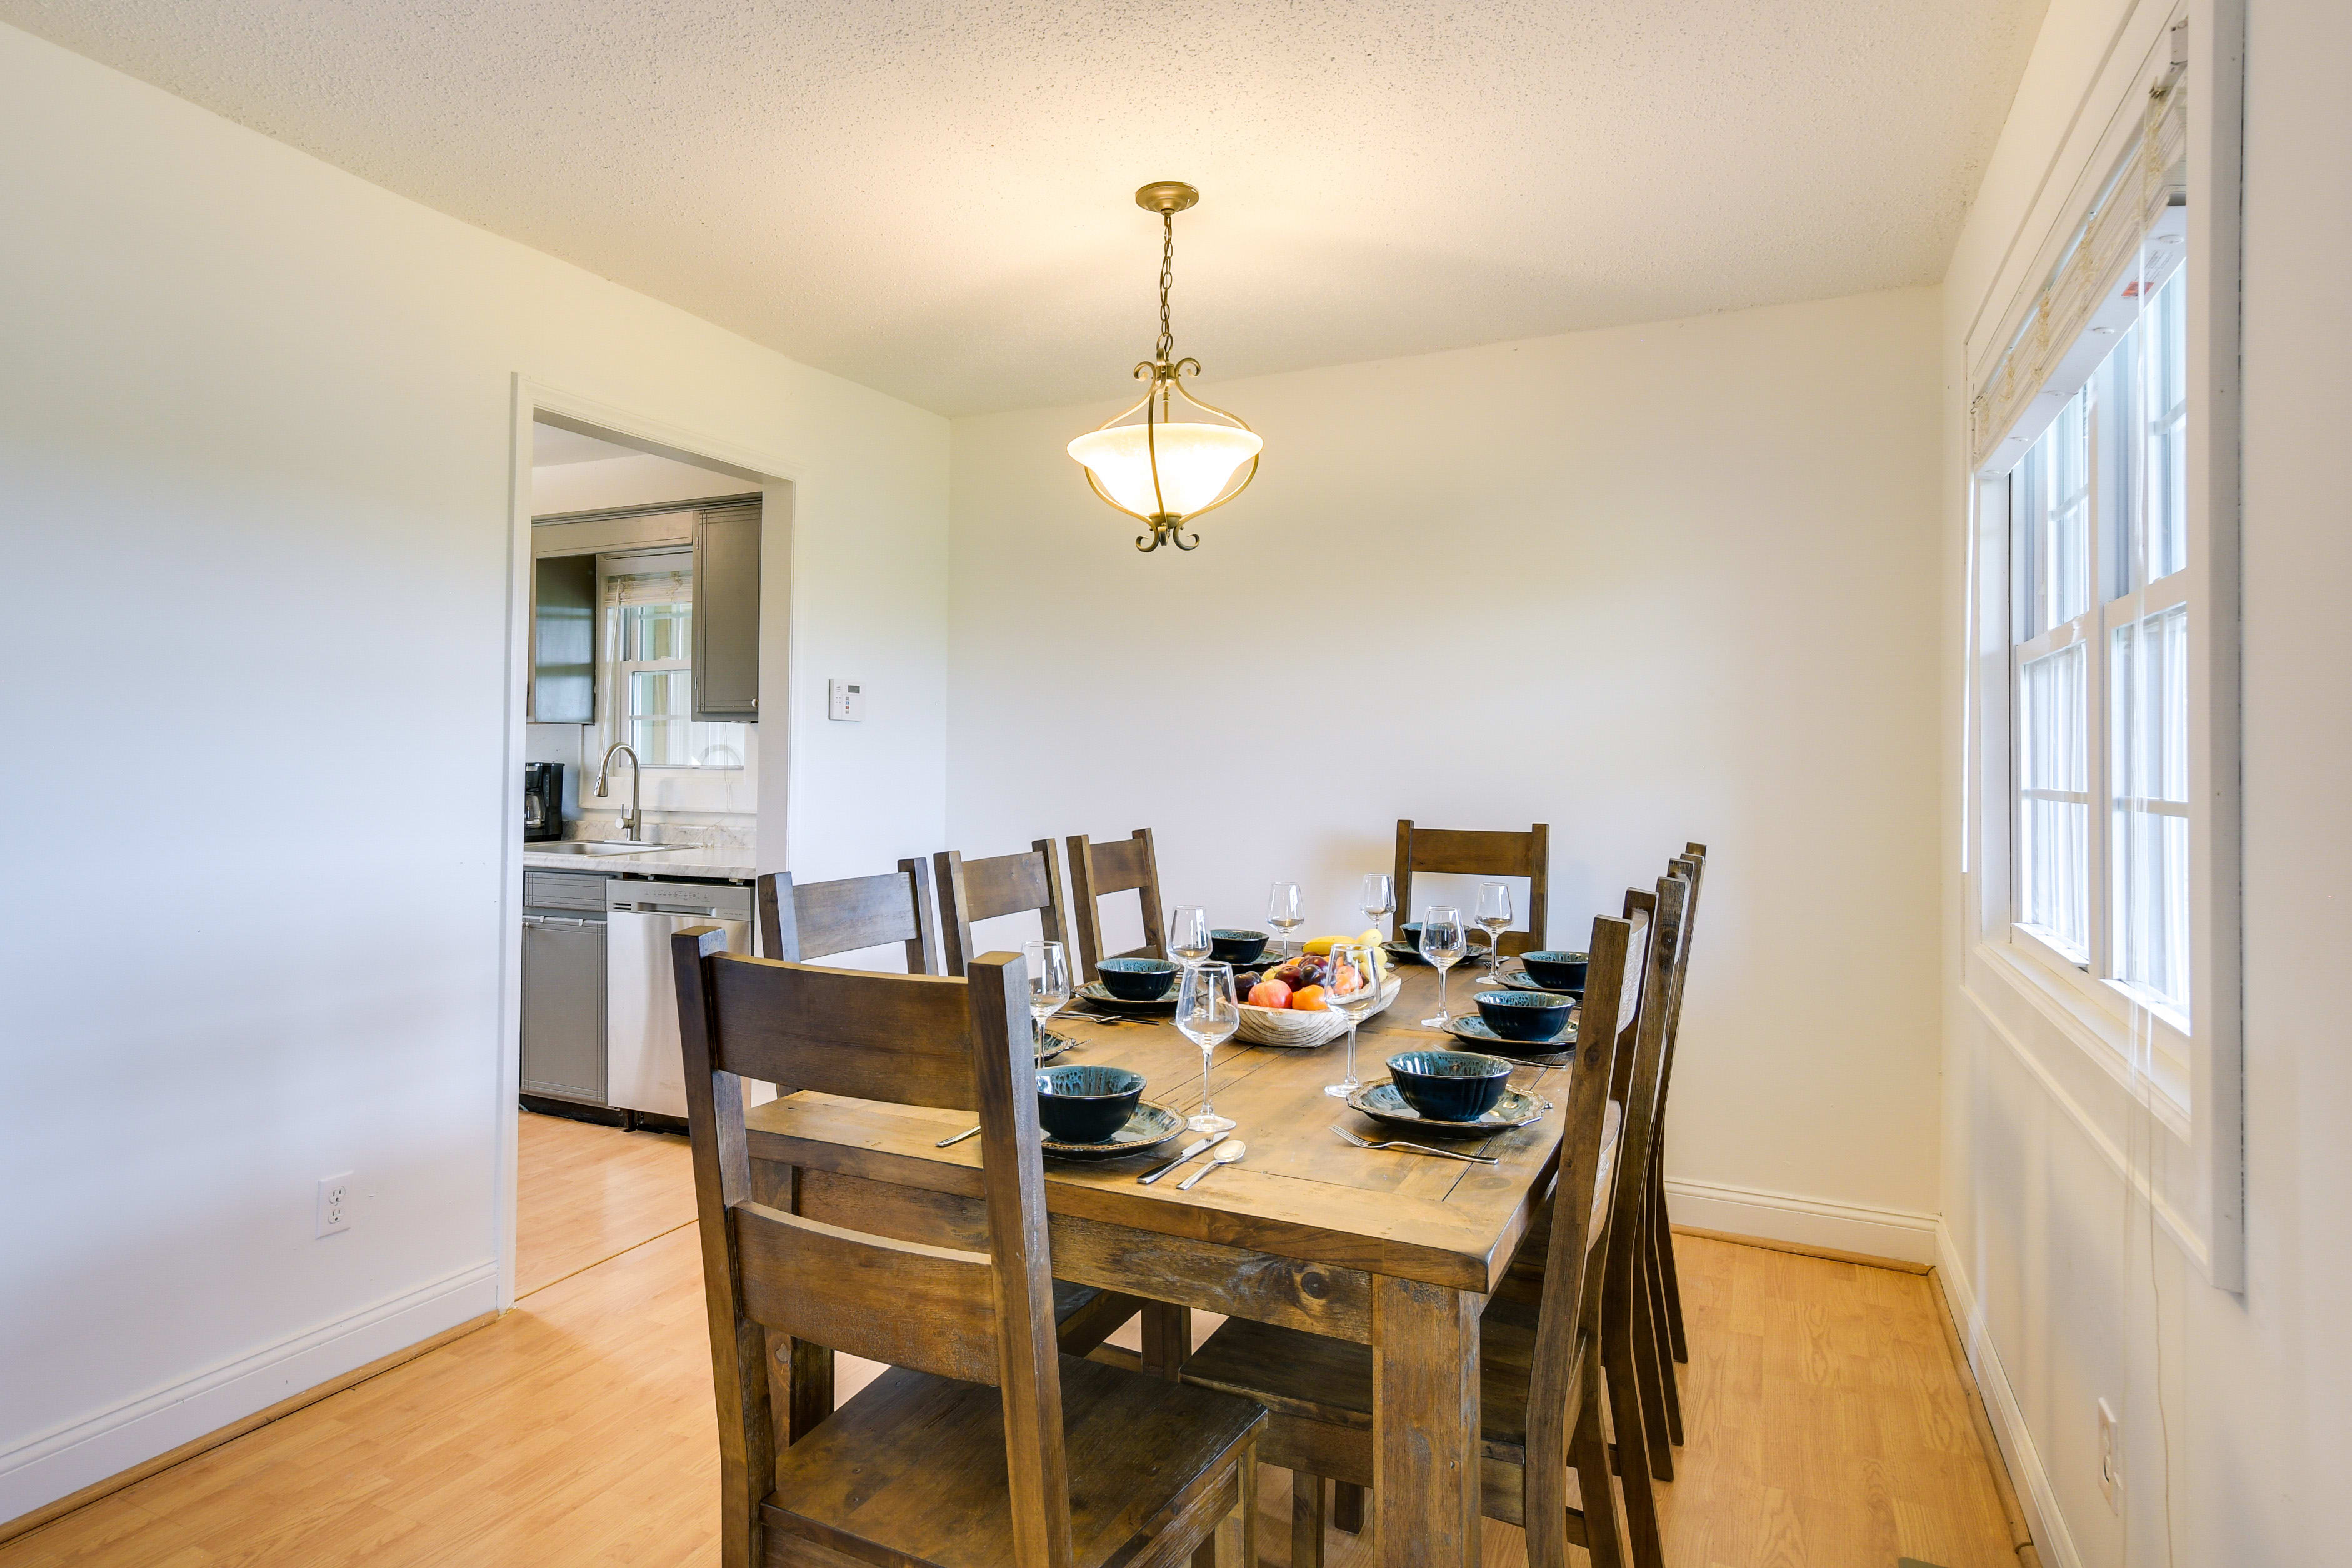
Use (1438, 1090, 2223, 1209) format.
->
(1022, 939, 1071, 1063)
(1168, 904, 1212, 972)
(1417, 907, 1468, 1027)
(1359, 873, 1396, 938)
(1321, 941, 1384, 1099)
(1176, 962, 1240, 1132)
(1267, 882, 1304, 957)
(1474, 882, 1513, 986)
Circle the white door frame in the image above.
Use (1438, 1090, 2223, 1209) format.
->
(495, 375, 804, 1311)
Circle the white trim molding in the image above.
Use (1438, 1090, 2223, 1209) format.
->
(1936, 1222, 2081, 1568)
(0, 1262, 496, 1523)
(1663, 1176, 1940, 1266)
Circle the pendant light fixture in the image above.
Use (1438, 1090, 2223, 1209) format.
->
(1067, 182, 1261, 553)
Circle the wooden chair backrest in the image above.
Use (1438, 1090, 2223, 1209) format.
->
(671, 934, 1074, 1566)
(1598, 874, 1689, 1329)
(1064, 829, 1166, 981)
(756, 862, 938, 974)
(1518, 903, 1653, 1519)
(934, 841, 1069, 978)
(1392, 820, 1551, 955)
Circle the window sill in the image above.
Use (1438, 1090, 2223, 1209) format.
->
(1976, 938, 2193, 1139)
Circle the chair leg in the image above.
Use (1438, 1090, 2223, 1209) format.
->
(1650, 1155, 1689, 1364)
(1604, 1312, 1668, 1568)
(1573, 1359, 1630, 1568)
(1629, 1254, 1676, 1481)
(1238, 1451, 1258, 1568)
(1291, 1471, 1327, 1568)
(1642, 1217, 1685, 1448)
(1332, 1481, 1365, 1534)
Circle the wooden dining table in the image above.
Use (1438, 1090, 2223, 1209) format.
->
(742, 952, 1566, 1567)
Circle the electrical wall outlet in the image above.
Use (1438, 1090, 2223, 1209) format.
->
(828, 679, 863, 721)
(2097, 1398, 2120, 1510)
(316, 1172, 353, 1237)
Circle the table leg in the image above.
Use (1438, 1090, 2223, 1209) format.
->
(1143, 1301, 1192, 1381)
(1372, 1274, 1482, 1567)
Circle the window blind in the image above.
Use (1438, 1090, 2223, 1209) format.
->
(1971, 30, 2187, 469)
(604, 549, 692, 607)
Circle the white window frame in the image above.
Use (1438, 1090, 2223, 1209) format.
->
(2001, 256, 2196, 1110)
(1961, 0, 2241, 1287)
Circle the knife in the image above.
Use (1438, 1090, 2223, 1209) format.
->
(1138, 1131, 1227, 1184)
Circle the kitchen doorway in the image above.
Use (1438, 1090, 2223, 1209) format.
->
(498, 387, 798, 1311)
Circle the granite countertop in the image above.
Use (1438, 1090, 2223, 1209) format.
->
(521, 842, 759, 880)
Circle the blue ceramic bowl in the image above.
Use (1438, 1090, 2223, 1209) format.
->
(1037, 1064, 1146, 1144)
(1097, 957, 1179, 1000)
(1518, 950, 1589, 991)
(1209, 929, 1269, 964)
(1474, 989, 1576, 1042)
(1384, 1049, 1514, 1121)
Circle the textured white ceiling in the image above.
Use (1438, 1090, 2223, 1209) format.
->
(6, 0, 2044, 415)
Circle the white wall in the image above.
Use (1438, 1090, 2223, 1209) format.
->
(1936, 0, 2352, 1562)
(949, 288, 1947, 1250)
(0, 21, 946, 1521)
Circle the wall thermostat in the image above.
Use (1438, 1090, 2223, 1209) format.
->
(828, 679, 864, 721)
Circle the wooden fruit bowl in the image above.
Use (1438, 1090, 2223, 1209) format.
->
(1234, 972, 1403, 1047)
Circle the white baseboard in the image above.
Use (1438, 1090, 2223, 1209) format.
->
(1934, 1224, 2079, 1568)
(1663, 1174, 1940, 1264)
(0, 1261, 497, 1523)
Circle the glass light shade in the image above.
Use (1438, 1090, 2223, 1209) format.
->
(1066, 422, 1263, 519)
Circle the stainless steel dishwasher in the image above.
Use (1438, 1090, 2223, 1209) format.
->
(521, 869, 612, 1110)
(604, 877, 762, 1126)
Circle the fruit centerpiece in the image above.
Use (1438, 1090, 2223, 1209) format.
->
(1230, 931, 1403, 1046)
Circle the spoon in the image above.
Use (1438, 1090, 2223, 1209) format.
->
(1176, 1141, 1245, 1191)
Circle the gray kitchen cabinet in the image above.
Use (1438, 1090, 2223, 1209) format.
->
(531, 552, 596, 724)
(692, 500, 761, 722)
(521, 913, 606, 1104)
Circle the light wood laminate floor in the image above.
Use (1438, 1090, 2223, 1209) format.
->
(3, 1114, 2015, 1567)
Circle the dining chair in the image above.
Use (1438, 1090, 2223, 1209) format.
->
(670, 932, 1264, 1568)
(1647, 843, 1707, 1372)
(756, 862, 938, 973)
(1177, 890, 1676, 1568)
(1393, 820, 1551, 953)
(934, 841, 1069, 978)
(1065, 828, 1166, 981)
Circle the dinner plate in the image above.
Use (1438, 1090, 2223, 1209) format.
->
(1075, 979, 1178, 1010)
(1380, 937, 1493, 968)
(1033, 1029, 1081, 1064)
(1443, 1011, 1577, 1051)
(1040, 1101, 1186, 1161)
(1344, 1082, 1551, 1138)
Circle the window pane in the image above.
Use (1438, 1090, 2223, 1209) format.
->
(2044, 394, 2091, 626)
(2111, 607, 2191, 1010)
(620, 601, 691, 662)
(2019, 641, 2090, 959)
(626, 668, 748, 769)
(2148, 270, 2188, 581)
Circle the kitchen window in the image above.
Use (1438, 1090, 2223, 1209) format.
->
(601, 552, 747, 769)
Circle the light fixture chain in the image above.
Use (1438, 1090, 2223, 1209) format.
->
(1156, 209, 1175, 362)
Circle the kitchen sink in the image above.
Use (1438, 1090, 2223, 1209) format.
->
(533, 841, 673, 856)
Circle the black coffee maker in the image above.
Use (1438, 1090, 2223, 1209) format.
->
(523, 763, 569, 842)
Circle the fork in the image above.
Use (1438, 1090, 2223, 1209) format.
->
(1331, 1126, 1500, 1164)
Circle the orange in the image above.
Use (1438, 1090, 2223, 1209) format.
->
(1290, 985, 1328, 1011)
